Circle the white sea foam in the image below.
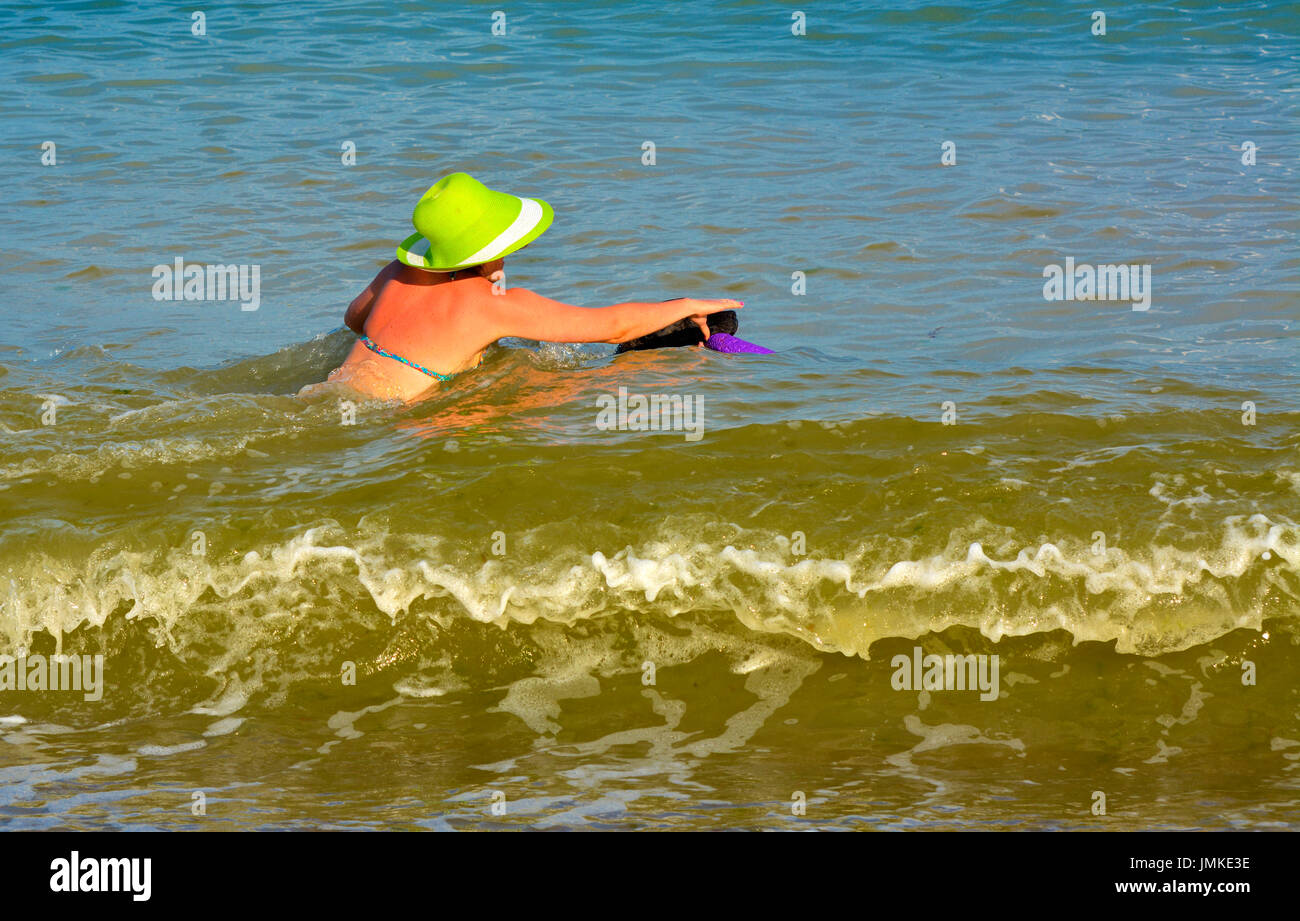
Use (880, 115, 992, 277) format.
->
(137, 740, 206, 757)
(0, 513, 1294, 694)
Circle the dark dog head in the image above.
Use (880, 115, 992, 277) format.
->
(614, 308, 739, 353)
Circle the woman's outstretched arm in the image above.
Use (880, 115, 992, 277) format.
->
(485, 287, 742, 344)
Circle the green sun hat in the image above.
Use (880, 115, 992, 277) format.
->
(396, 172, 553, 271)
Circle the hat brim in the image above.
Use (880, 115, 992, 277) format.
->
(396, 197, 553, 270)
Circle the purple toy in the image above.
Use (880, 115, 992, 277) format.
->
(704, 333, 774, 355)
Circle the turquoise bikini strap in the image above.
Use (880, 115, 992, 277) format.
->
(358, 335, 455, 382)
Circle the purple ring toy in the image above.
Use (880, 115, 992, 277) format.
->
(704, 333, 774, 355)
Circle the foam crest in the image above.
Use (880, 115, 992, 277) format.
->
(1, 512, 1294, 693)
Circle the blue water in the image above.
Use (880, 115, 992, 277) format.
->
(2, 0, 1296, 412)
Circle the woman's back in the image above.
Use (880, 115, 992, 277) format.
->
(330, 269, 499, 401)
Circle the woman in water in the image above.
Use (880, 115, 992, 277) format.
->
(326, 172, 742, 402)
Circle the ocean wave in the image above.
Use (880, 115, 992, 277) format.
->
(2, 511, 1293, 682)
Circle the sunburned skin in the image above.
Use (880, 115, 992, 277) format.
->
(321, 258, 741, 403)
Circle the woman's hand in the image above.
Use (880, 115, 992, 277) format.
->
(682, 298, 743, 343)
